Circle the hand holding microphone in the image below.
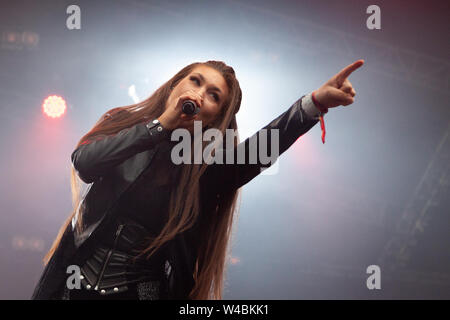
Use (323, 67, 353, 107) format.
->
(181, 99, 200, 115)
(158, 89, 203, 130)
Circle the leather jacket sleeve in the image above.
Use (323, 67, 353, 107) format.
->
(204, 95, 320, 193)
(71, 120, 171, 183)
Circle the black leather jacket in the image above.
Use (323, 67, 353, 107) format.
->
(31, 95, 319, 299)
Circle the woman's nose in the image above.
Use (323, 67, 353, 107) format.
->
(195, 89, 205, 104)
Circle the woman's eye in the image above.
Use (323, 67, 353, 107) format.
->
(190, 76, 200, 85)
(190, 76, 219, 102)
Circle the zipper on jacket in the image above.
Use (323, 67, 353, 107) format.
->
(94, 223, 125, 291)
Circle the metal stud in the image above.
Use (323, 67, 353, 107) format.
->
(113, 287, 119, 292)
(152, 119, 159, 124)
(100, 289, 106, 294)
(157, 126, 163, 132)
(80, 275, 84, 280)
(86, 284, 91, 290)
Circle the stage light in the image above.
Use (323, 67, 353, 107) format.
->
(2, 30, 39, 50)
(42, 95, 67, 118)
(11, 236, 45, 252)
(11, 236, 25, 249)
(22, 31, 39, 47)
(230, 256, 241, 265)
(5, 31, 20, 44)
(128, 84, 140, 103)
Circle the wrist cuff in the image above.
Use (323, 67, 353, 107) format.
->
(145, 119, 171, 143)
(301, 93, 322, 119)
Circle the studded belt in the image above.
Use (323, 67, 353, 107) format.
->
(79, 217, 172, 296)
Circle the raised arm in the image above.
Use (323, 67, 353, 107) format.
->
(71, 119, 170, 183)
(204, 94, 322, 193)
(204, 59, 365, 193)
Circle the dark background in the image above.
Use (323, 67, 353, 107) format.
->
(0, 0, 448, 299)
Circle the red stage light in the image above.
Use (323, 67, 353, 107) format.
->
(230, 256, 241, 265)
(22, 31, 39, 47)
(42, 95, 66, 118)
(6, 32, 19, 43)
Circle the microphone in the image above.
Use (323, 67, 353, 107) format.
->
(182, 100, 200, 115)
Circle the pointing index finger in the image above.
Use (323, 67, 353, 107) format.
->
(336, 59, 364, 85)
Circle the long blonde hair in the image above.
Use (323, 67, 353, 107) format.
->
(43, 60, 243, 300)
